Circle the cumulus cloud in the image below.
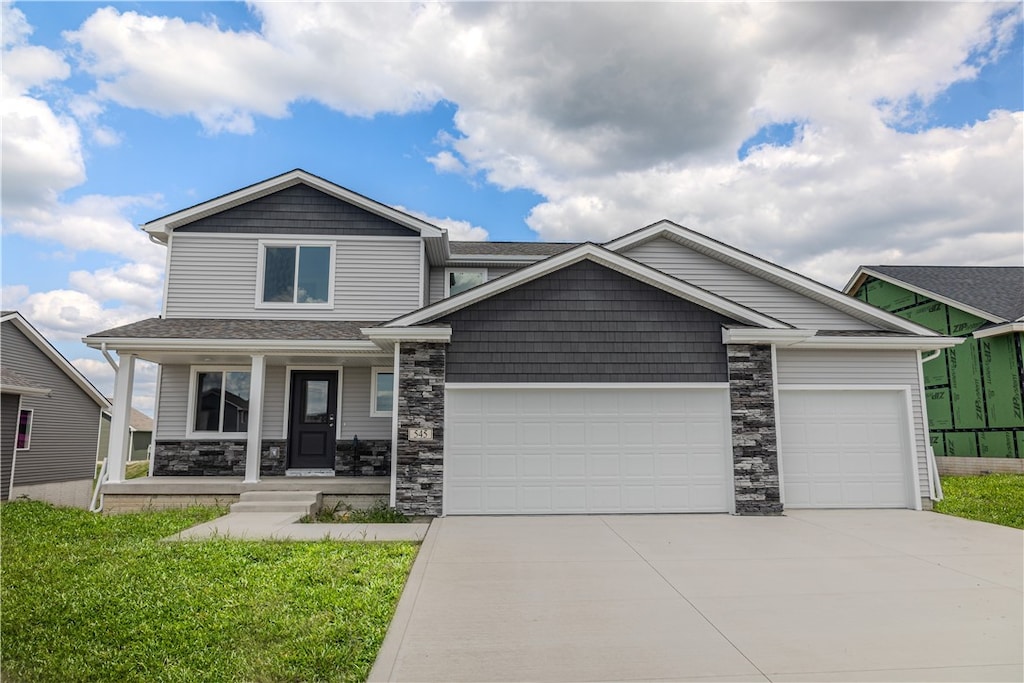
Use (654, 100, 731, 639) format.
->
(393, 205, 489, 241)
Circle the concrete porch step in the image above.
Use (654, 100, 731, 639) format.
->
(230, 490, 322, 515)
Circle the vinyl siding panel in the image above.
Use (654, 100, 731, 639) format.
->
(775, 348, 930, 496)
(442, 260, 735, 382)
(624, 238, 876, 330)
(155, 365, 189, 440)
(164, 234, 421, 320)
(263, 365, 287, 438)
(0, 323, 101, 485)
(340, 366, 391, 440)
(1, 393, 18, 500)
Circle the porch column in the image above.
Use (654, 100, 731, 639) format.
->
(244, 354, 266, 483)
(105, 353, 135, 484)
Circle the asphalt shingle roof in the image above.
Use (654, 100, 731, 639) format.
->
(0, 367, 49, 391)
(88, 318, 380, 340)
(449, 241, 579, 257)
(867, 266, 1024, 322)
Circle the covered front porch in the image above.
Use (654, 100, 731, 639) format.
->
(99, 475, 389, 513)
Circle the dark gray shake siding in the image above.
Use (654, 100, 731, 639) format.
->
(440, 260, 736, 382)
(727, 345, 782, 515)
(175, 184, 418, 237)
(1, 393, 18, 500)
(0, 323, 101, 486)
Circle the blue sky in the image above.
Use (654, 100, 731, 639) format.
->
(2, 1, 1022, 410)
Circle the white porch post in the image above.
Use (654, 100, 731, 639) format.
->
(105, 353, 135, 484)
(244, 354, 266, 483)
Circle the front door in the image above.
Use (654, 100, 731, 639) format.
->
(288, 371, 338, 470)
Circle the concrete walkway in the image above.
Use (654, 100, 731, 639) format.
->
(165, 511, 429, 541)
(369, 510, 1023, 682)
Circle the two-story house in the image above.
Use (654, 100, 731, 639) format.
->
(87, 170, 959, 516)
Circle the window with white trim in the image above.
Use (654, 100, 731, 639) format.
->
(258, 241, 334, 307)
(190, 369, 251, 436)
(445, 268, 487, 297)
(16, 409, 32, 450)
(370, 367, 394, 417)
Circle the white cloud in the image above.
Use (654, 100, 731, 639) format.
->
(1, 284, 29, 310)
(427, 150, 467, 175)
(68, 262, 164, 309)
(393, 205, 489, 241)
(13, 288, 152, 342)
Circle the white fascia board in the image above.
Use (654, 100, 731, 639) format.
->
(722, 328, 817, 346)
(83, 337, 383, 354)
(0, 383, 51, 398)
(385, 243, 789, 329)
(361, 326, 452, 343)
(972, 322, 1024, 339)
(2, 314, 111, 409)
(852, 268, 1004, 325)
(793, 336, 964, 351)
(605, 223, 940, 336)
(144, 170, 444, 240)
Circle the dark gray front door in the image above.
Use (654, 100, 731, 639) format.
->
(288, 371, 337, 469)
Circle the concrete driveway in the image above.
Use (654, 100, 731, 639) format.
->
(369, 510, 1022, 682)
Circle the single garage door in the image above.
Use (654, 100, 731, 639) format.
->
(779, 389, 912, 508)
(445, 386, 731, 515)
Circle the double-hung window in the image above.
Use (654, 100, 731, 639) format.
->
(370, 367, 394, 417)
(258, 241, 334, 307)
(189, 368, 252, 437)
(445, 268, 487, 297)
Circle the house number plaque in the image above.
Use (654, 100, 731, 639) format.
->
(409, 428, 433, 441)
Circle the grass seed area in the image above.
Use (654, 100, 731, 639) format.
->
(1, 501, 418, 682)
(934, 473, 1024, 529)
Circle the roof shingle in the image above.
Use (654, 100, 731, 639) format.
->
(867, 266, 1024, 322)
(87, 318, 380, 341)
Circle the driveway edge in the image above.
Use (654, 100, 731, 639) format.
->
(367, 516, 444, 682)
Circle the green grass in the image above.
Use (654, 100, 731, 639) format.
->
(126, 460, 150, 479)
(934, 474, 1024, 529)
(1, 501, 419, 682)
(303, 500, 410, 524)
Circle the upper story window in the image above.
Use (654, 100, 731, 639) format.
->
(189, 368, 251, 437)
(445, 268, 487, 297)
(258, 241, 335, 308)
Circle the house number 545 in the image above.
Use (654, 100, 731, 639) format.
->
(409, 428, 433, 441)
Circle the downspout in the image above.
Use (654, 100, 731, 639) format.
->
(100, 342, 119, 372)
(921, 349, 944, 501)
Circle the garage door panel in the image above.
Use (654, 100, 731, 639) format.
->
(780, 390, 910, 509)
(446, 387, 731, 515)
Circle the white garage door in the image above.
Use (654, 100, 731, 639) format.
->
(445, 386, 731, 515)
(779, 389, 912, 508)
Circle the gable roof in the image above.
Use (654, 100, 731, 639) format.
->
(845, 266, 1024, 324)
(604, 221, 940, 336)
(142, 169, 446, 243)
(383, 242, 792, 330)
(0, 312, 111, 409)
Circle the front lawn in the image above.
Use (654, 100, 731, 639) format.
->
(1, 501, 418, 682)
(934, 474, 1024, 529)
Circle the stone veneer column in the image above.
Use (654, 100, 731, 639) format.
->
(394, 343, 445, 516)
(727, 344, 783, 515)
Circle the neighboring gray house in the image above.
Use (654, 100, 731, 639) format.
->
(1, 312, 111, 507)
(98, 407, 154, 465)
(86, 170, 960, 516)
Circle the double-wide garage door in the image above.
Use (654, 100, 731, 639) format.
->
(445, 387, 731, 515)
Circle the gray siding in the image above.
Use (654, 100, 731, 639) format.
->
(155, 364, 189, 440)
(775, 348, 930, 496)
(340, 366, 392, 440)
(263, 365, 287, 439)
(0, 323, 101, 485)
(164, 233, 422, 320)
(624, 238, 877, 330)
(175, 184, 418, 237)
(1, 393, 18, 500)
(441, 260, 736, 382)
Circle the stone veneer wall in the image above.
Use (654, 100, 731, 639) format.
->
(727, 344, 783, 515)
(394, 343, 446, 516)
(153, 439, 388, 477)
(335, 439, 391, 477)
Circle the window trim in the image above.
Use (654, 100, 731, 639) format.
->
(444, 267, 488, 297)
(15, 409, 33, 450)
(255, 240, 336, 309)
(186, 366, 252, 439)
(370, 367, 395, 418)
